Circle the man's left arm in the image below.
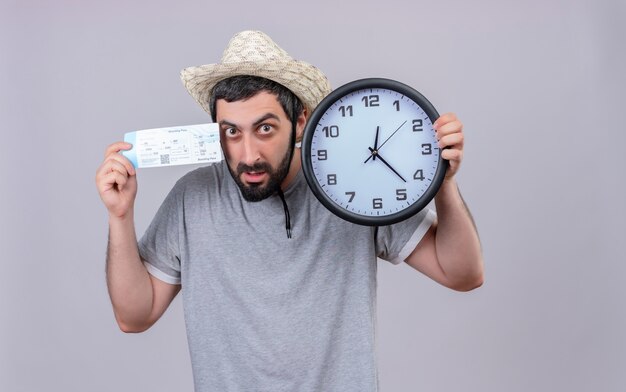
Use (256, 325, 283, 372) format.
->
(404, 113, 484, 291)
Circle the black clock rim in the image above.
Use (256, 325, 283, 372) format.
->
(301, 78, 448, 226)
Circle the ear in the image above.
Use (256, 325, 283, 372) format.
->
(295, 107, 308, 144)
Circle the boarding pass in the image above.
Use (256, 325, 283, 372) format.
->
(122, 123, 223, 168)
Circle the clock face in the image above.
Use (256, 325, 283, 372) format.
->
(301, 78, 447, 226)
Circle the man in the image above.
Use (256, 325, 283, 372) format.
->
(95, 30, 483, 391)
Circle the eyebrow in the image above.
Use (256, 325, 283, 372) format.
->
(252, 113, 281, 127)
(219, 113, 281, 129)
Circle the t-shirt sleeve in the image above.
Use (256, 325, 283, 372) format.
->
(137, 183, 183, 285)
(375, 207, 436, 265)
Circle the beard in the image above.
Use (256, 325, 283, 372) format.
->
(227, 140, 293, 202)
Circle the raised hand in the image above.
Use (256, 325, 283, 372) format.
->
(95, 142, 137, 218)
(433, 113, 464, 179)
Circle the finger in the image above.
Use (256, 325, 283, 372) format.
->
(438, 132, 464, 149)
(97, 159, 129, 186)
(105, 152, 136, 176)
(433, 113, 457, 130)
(98, 170, 128, 193)
(435, 120, 463, 138)
(104, 142, 133, 158)
(441, 148, 463, 163)
(107, 159, 131, 177)
(444, 159, 460, 179)
(111, 169, 130, 191)
(96, 156, 132, 180)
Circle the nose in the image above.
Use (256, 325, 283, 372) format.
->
(241, 133, 261, 166)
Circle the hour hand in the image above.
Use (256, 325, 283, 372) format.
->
(373, 125, 379, 161)
(368, 147, 406, 182)
(364, 125, 380, 164)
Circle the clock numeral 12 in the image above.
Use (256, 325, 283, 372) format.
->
(338, 105, 353, 117)
(373, 198, 383, 209)
(362, 95, 380, 107)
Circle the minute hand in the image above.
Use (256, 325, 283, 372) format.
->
(364, 120, 407, 164)
(368, 147, 407, 182)
(376, 120, 407, 151)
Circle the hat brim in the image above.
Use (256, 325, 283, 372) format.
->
(180, 60, 331, 118)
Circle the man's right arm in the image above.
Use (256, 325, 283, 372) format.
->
(96, 142, 180, 333)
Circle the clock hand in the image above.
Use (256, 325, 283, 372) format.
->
(373, 125, 379, 161)
(376, 120, 407, 151)
(364, 120, 408, 163)
(364, 125, 381, 163)
(368, 147, 407, 183)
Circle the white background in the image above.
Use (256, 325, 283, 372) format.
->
(1, 0, 625, 391)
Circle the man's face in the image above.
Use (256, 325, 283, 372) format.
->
(216, 92, 295, 202)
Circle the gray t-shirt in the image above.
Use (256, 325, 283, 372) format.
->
(138, 161, 435, 392)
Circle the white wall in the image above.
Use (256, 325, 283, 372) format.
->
(1, 0, 624, 391)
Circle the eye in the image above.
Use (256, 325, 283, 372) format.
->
(224, 127, 238, 137)
(259, 124, 273, 133)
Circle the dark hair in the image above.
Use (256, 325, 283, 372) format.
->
(209, 75, 304, 123)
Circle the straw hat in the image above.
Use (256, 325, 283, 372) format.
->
(180, 30, 332, 117)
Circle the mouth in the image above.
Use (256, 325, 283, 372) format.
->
(242, 170, 267, 184)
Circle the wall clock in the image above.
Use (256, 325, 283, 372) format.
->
(301, 78, 447, 226)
